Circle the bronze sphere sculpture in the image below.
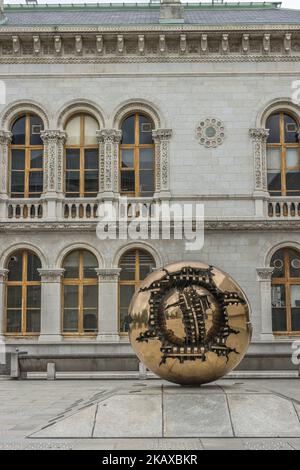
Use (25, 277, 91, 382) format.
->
(129, 262, 252, 385)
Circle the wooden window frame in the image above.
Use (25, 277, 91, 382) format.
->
(119, 113, 155, 197)
(5, 251, 41, 336)
(267, 112, 300, 197)
(118, 249, 155, 335)
(10, 113, 44, 199)
(62, 250, 98, 336)
(64, 114, 99, 198)
(272, 248, 300, 336)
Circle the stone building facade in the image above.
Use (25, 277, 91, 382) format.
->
(0, 1, 300, 375)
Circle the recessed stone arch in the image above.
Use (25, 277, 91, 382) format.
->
(265, 241, 300, 267)
(56, 242, 104, 269)
(0, 99, 49, 130)
(113, 242, 163, 270)
(56, 99, 105, 129)
(0, 242, 47, 270)
(256, 97, 300, 129)
(112, 99, 163, 130)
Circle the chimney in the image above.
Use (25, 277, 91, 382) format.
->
(159, 0, 185, 24)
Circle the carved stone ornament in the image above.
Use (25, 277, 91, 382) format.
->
(196, 118, 225, 148)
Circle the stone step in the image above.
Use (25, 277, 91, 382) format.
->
(25, 369, 299, 380)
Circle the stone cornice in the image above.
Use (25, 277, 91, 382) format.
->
(1, 220, 300, 232)
(0, 29, 299, 64)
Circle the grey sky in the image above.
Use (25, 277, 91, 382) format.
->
(3, 0, 300, 8)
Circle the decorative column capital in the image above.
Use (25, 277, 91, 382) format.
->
(0, 130, 12, 144)
(38, 268, 65, 282)
(152, 128, 172, 142)
(249, 128, 269, 141)
(256, 267, 274, 281)
(0, 268, 9, 282)
(40, 130, 67, 143)
(96, 129, 122, 144)
(95, 268, 121, 282)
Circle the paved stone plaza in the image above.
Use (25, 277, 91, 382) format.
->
(0, 378, 299, 450)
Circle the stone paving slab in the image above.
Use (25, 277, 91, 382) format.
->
(163, 394, 233, 437)
(228, 394, 300, 438)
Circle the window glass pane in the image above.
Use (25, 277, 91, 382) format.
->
(66, 115, 80, 145)
(26, 310, 40, 333)
(6, 310, 22, 333)
(83, 310, 97, 332)
(11, 149, 25, 170)
(66, 171, 80, 193)
(121, 171, 135, 193)
(286, 171, 300, 194)
(291, 285, 300, 331)
(121, 115, 135, 144)
(84, 149, 98, 169)
(120, 251, 136, 280)
(139, 170, 154, 193)
(83, 251, 98, 278)
(120, 285, 135, 332)
(84, 115, 98, 145)
(139, 115, 153, 144)
(84, 171, 98, 194)
(271, 285, 287, 331)
(27, 285, 41, 309)
(289, 249, 300, 278)
(267, 148, 281, 170)
(11, 116, 26, 145)
(140, 148, 154, 169)
(11, 171, 25, 195)
(30, 115, 43, 145)
(271, 250, 285, 278)
(63, 251, 79, 278)
(267, 172, 281, 193)
(64, 285, 79, 308)
(83, 285, 98, 309)
(7, 286, 22, 309)
(30, 149, 43, 169)
(63, 309, 78, 333)
(284, 114, 299, 143)
(27, 253, 41, 281)
(121, 149, 134, 168)
(267, 114, 280, 144)
(8, 253, 23, 281)
(66, 148, 80, 170)
(286, 148, 299, 168)
(29, 171, 43, 195)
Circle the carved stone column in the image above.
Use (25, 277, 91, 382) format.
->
(97, 129, 122, 200)
(0, 131, 12, 220)
(38, 269, 65, 342)
(249, 128, 270, 217)
(40, 130, 67, 219)
(152, 129, 172, 200)
(0, 269, 9, 340)
(95, 268, 121, 342)
(257, 267, 275, 340)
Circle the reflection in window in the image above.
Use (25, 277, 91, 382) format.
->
(10, 114, 44, 198)
(271, 247, 300, 334)
(266, 112, 300, 197)
(6, 250, 41, 334)
(64, 114, 99, 198)
(62, 250, 98, 334)
(119, 249, 155, 333)
(120, 113, 154, 197)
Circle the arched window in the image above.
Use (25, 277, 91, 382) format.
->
(10, 113, 44, 198)
(119, 249, 155, 333)
(6, 250, 41, 335)
(120, 113, 154, 197)
(64, 114, 99, 198)
(271, 247, 300, 334)
(62, 249, 98, 335)
(266, 112, 300, 196)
